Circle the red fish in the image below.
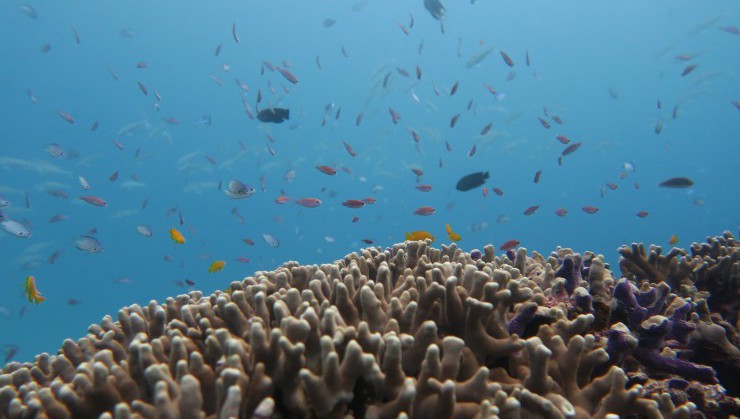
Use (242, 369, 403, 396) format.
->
(316, 165, 337, 175)
(398, 23, 410, 35)
(499, 239, 520, 251)
(236, 257, 250, 264)
(537, 117, 551, 129)
(278, 67, 298, 84)
(389, 108, 401, 124)
(554, 208, 568, 217)
(523, 205, 540, 216)
(561, 142, 582, 156)
(275, 195, 291, 204)
(57, 110, 75, 124)
(415, 184, 433, 192)
(555, 135, 570, 144)
(296, 198, 322, 208)
(500, 50, 514, 67)
(482, 187, 488, 197)
(492, 187, 504, 196)
(413, 206, 435, 216)
(343, 141, 357, 157)
(352, 217, 359, 223)
(636, 211, 649, 218)
(342, 199, 365, 208)
(582, 206, 599, 214)
(411, 168, 423, 177)
(242, 238, 255, 245)
(606, 183, 618, 190)
(484, 84, 497, 95)
(80, 196, 107, 207)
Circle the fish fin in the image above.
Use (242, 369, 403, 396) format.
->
(405, 233, 411, 240)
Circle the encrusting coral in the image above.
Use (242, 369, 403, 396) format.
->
(1, 232, 738, 418)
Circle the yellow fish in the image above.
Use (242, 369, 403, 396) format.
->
(24, 276, 45, 304)
(405, 231, 435, 242)
(169, 226, 186, 244)
(668, 234, 678, 245)
(208, 260, 226, 273)
(445, 223, 462, 242)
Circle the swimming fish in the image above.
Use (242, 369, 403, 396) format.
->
(658, 177, 694, 188)
(262, 233, 280, 247)
(405, 231, 435, 242)
(668, 234, 679, 245)
(445, 223, 461, 242)
(136, 225, 152, 237)
(1, 219, 31, 238)
(225, 180, 256, 199)
(208, 261, 226, 273)
(456, 172, 489, 191)
(257, 108, 290, 123)
(422, 0, 445, 20)
(75, 235, 104, 253)
(169, 226, 185, 244)
(24, 276, 45, 304)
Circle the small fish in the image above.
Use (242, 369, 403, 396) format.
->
(445, 223, 461, 242)
(21, 4, 37, 18)
(468, 144, 477, 157)
(48, 214, 69, 223)
(296, 198, 322, 207)
(316, 165, 337, 175)
(355, 112, 364, 126)
(108, 171, 119, 182)
(606, 183, 618, 190)
(450, 113, 460, 128)
(492, 187, 504, 196)
(80, 196, 107, 207)
(278, 67, 298, 84)
(208, 261, 226, 273)
(413, 206, 435, 216)
(582, 206, 599, 214)
(361, 197, 376, 204)
(654, 119, 663, 135)
(555, 135, 571, 144)
(561, 142, 582, 156)
(242, 238, 256, 246)
(342, 199, 365, 208)
(534, 170, 542, 184)
(262, 233, 280, 247)
(523, 205, 540, 216)
(48, 250, 64, 264)
(343, 141, 357, 157)
(257, 108, 289, 123)
(47, 189, 69, 199)
(668, 234, 679, 245)
(361, 239, 374, 244)
(1, 219, 31, 238)
(169, 226, 185, 244)
(405, 231, 434, 242)
(416, 65, 422, 80)
(499, 239, 520, 251)
(275, 195, 291, 205)
(658, 177, 694, 188)
(225, 180, 256, 199)
(75, 235, 104, 253)
(57, 111, 75, 124)
(232, 23, 239, 43)
(415, 184, 433, 192)
(480, 123, 492, 136)
(24, 277, 45, 304)
(636, 211, 649, 218)
(681, 64, 697, 76)
(0, 197, 9, 207)
(389, 108, 401, 124)
(46, 143, 66, 158)
(500, 50, 514, 67)
(537, 117, 551, 129)
(410, 129, 421, 143)
(554, 208, 568, 217)
(137, 81, 148, 95)
(352, 217, 360, 223)
(136, 225, 153, 237)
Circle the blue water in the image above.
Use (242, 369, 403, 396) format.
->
(0, 1, 738, 361)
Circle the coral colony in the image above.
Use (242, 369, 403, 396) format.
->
(1, 232, 738, 418)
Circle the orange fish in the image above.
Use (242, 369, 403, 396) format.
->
(169, 226, 185, 244)
(406, 231, 434, 242)
(445, 223, 461, 242)
(296, 198, 322, 207)
(24, 276, 45, 304)
(208, 260, 226, 273)
(316, 165, 337, 175)
(668, 234, 679, 245)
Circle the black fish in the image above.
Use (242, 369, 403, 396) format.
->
(456, 171, 489, 191)
(423, 0, 445, 20)
(658, 177, 694, 188)
(257, 108, 289, 123)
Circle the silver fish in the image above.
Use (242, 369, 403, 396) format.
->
(1, 219, 31, 238)
(225, 179, 256, 199)
(75, 235, 104, 253)
(136, 225, 153, 237)
(262, 233, 280, 247)
(0, 197, 8, 207)
(46, 143, 66, 158)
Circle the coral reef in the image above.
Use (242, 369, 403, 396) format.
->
(1, 232, 738, 418)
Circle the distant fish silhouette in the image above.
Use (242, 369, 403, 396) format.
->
(257, 108, 289, 123)
(423, 0, 445, 20)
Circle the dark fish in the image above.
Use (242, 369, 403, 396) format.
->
(423, 0, 445, 20)
(257, 108, 290, 123)
(658, 177, 694, 188)
(561, 142, 582, 156)
(456, 171, 489, 191)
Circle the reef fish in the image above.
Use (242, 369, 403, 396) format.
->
(169, 227, 185, 244)
(456, 172, 489, 191)
(406, 231, 434, 242)
(257, 108, 290, 123)
(658, 177, 694, 188)
(262, 233, 280, 247)
(423, 0, 445, 20)
(208, 261, 226, 273)
(24, 276, 45, 304)
(1, 219, 31, 238)
(75, 235, 104, 253)
(225, 180, 256, 199)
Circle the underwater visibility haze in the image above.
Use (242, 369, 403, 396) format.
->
(0, 1, 739, 412)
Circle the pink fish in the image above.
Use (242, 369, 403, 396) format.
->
(410, 129, 421, 143)
(555, 135, 570, 144)
(582, 206, 599, 214)
(537, 117, 551, 129)
(79, 196, 107, 207)
(296, 198, 322, 208)
(636, 211, 649, 218)
(342, 199, 365, 208)
(500, 50, 514, 67)
(342, 141, 357, 157)
(554, 208, 568, 217)
(415, 184, 433, 192)
(278, 67, 298, 84)
(389, 108, 401, 124)
(413, 206, 435, 216)
(57, 110, 75, 124)
(500, 239, 520, 251)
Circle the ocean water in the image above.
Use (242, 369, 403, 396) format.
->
(0, 1, 737, 361)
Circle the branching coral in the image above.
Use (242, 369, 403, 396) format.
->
(2, 234, 738, 418)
